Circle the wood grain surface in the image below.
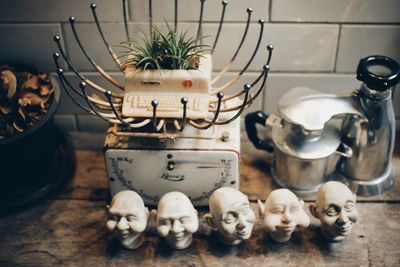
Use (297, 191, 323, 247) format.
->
(0, 132, 399, 266)
(0, 201, 399, 267)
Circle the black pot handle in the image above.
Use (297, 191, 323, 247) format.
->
(244, 111, 274, 152)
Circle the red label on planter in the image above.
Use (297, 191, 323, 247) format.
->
(183, 80, 193, 89)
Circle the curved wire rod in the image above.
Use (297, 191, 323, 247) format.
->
(212, 66, 269, 113)
(57, 69, 127, 121)
(212, 1, 228, 53)
(211, 74, 241, 94)
(246, 45, 272, 89)
(90, 3, 123, 70)
(212, 21, 266, 94)
(266, 45, 273, 65)
(107, 118, 136, 124)
(196, 0, 206, 41)
(53, 53, 122, 108)
(53, 37, 124, 98)
(156, 119, 165, 132)
(174, 0, 178, 32)
(211, 8, 252, 85)
(148, 0, 153, 36)
(151, 100, 160, 131)
(88, 92, 122, 108)
(53, 52, 82, 97)
(53, 36, 84, 80)
(56, 68, 91, 113)
(211, 66, 265, 105)
(239, 19, 264, 75)
(231, 8, 253, 61)
(113, 118, 153, 128)
(57, 67, 139, 124)
(212, 84, 251, 125)
(68, 17, 124, 90)
(172, 97, 188, 132)
(209, 87, 243, 104)
(209, 64, 265, 103)
(122, 0, 130, 40)
(105, 90, 131, 128)
(217, 93, 254, 113)
(211, 60, 233, 85)
(80, 81, 116, 122)
(247, 65, 269, 104)
(213, 46, 272, 107)
(188, 92, 224, 130)
(250, 63, 268, 87)
(218, 45, 271, 99)
(173, 119, 181, 132)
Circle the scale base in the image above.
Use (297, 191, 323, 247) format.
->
(337, 165, 395, 196)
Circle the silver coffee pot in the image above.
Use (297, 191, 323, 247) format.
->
(245, 87, 360, 193)
(245, 55, 400, 195)
(338, 55, 400, 195)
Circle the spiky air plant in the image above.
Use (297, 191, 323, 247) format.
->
(119, 23, 210, 70)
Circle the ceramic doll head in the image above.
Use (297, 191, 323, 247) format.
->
(258, 189, 310, 243)
(309, 181, 358, 242)
(155, 191, 199, 249)
(205, 187, 256, 245)
(106, 190, 149, 250)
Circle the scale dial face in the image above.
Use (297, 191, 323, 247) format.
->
(105, 149, 239, 206)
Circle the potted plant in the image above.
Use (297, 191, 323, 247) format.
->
(119, 24, 209, 71)
(115, 24, 212, 123)
(0, 64, 73, 210)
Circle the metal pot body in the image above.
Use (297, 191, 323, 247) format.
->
(245, 111, 352, 192)
(339, 86, 395, 181)
(272, 145, 341, 192)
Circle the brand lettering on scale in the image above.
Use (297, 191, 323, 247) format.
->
(160, 173, 185, 182)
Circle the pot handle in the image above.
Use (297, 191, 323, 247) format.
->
(244, 111, 274, 152)
(335, 142, 353, 158)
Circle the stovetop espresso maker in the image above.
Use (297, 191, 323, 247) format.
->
(246, 55, 400, 195)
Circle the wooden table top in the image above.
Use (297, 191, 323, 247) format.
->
(0, 133, 399, 267)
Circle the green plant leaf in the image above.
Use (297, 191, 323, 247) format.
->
(118, 22, 210, 70)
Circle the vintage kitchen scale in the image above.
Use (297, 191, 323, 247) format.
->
(53, 0, 273, 205)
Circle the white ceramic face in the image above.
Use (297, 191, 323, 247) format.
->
(209, 188, 256, 245)
(156, 192, 199, 249)
(262, 189, 310, 243)
(315, 182, 358, 241)
(106, 191, 148, 249)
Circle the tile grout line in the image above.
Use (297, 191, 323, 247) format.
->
(334, 23, 342, 73)
(268, 0, 273, 22)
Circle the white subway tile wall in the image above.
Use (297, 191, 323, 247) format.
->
(130, 0, 270, 22)
(0, 0, 398, 132)
(0, 24, 66, 71)
(265, 73, 360, 113)
(0, 0, 123, 22)
(271, 0, 400, 23)
(336, 25, 400, 73)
